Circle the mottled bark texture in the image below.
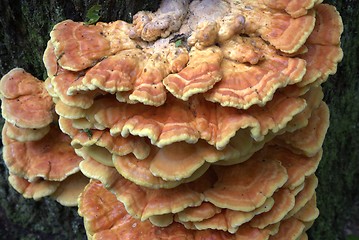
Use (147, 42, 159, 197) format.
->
(0, 0, 358, 239)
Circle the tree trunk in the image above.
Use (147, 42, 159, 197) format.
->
(0, 0, 358, 239)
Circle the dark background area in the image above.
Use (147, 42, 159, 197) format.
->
(0, 0, 358, 239)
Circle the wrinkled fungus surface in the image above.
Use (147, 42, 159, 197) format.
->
(0, 0, 343, 239)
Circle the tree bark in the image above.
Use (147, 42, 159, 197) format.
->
(0, 0, 358, 239)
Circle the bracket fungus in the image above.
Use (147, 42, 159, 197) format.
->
(0, 0, 343, 239)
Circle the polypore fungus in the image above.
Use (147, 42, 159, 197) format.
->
(0, 68, 53, 128)
(8, 174, 60, 201)
(2, 125, 82, 182)
(0, 0, 343, 238)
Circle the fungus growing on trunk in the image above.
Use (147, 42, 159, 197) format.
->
(0, 0, 343, 238)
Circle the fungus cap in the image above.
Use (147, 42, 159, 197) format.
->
(113, 151, 211, 189)
(43, 41, 58, 78)
(250, 189, 296, 229)
(79, 180, 272, 240)
(67, 42, 189, 106)
(293, 194, 319, 223)
(276, 102, 329, 157)
(298, 4, 343, 87)
(8, 174, 60, 201)
(2, 125, 82, 182)
(58, 117, 151, 160)
(79, 156, 120, 189)
(204, 37, 306, 109)
(175, 202, 221, 223)
(92, 93, 306, 149)
(269, 217, 305, 240)
(262, 0, 318, 18)
(0, 68, 53, 128)
(182, 197, 275, 233)
(163, 45, 223, 101)
(51, 69, 97, 109)
(268, 146, 322, 190)
(52, 172, 89, 207)
(286, 174, 318, 218)
(50, 20, 111, 71)
(4, 121, 50, 142)
(204, 153, 288, 211)
(112, 139, 254, 185)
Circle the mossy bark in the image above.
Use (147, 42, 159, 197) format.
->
(0, 0, 358, 239)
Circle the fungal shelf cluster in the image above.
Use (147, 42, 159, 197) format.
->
(0, 0, 343, 239)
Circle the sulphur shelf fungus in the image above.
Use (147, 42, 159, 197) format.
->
(0, 0, 343, 239)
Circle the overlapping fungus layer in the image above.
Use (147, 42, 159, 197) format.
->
(0, 0, 343, 239)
